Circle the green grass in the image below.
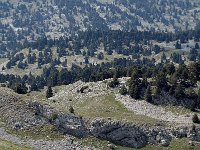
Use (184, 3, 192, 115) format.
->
(0, 139, 31, 150)
(7, 125, 64, 141)
(75, 94, 159, 125)
(26, 87, 159, 125)
(79, 137, 200, 150)
(164, 106, 192, 115)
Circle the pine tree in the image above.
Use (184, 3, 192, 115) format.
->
(30, 82, 38, 91)
(174, 84, 184, 99)
(2, 66, 5, 70)
(155, 72, 168, 91)
(198, 88, 200, 101)
(15, 83, 28, 94)
(192, 114, 200, 124)
(129, 84, 140, 99)
(69, 106, 74, 114)
(154, 87, 161, 97)
(175, 41, 181, 49)
(128, 69, 141, 99)
(108, 76, 119, 88)
(145, 85, 152, 103)
(169, 83, 176, 95)
(134, 85, 140, 99)
(195, 43, 199, 49)
(119, 85, 128, 95)
(46, 86, 53, 98)
(165, 63, 175, 75)
(190, 100, 197, 112)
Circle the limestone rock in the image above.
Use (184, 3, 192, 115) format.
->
(89, 119, 148, 148)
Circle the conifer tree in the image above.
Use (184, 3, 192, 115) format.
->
(46, 86, 53, 98)
(129, 84, 140, 99)
(192, 114, 200, 123)
(69, 106, 75, 114)
(15, 83, 28, 94)
(145, 85, 152, 103)
(174, 84, 184, 99)
(119, 85, 128, 95)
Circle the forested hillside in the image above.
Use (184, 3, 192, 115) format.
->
(1, 1, 200, 150)
(1, 0, 200, 54)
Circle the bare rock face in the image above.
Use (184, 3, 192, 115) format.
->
(29, 101, 200, 148)
(30, 101, 89, 137)
(54, 114, 89, 137)
(89, 119, 148, 148)
(189, 128, 200, 142)
(145, 127, 171, 147)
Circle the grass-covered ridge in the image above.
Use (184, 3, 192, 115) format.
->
(0, 139, 31, 150)
(75, 94, 158, 125)
(79, 137, 200, 150)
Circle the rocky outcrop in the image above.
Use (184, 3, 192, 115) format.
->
(0, 127, 95, 150)
(30, 102, 89, 137)
(0, 88, 46, 130)
(29, 101, 200, 148)
(30, 102, 149, 148)
(171, 126, 200, 142)
(89, 119, 148, 148)
(144, 127, 172, 147)
(54, 114, 89, 137)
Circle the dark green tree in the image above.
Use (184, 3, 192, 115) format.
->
(198, 88, 200, 101)
(192, 114, 200, 124)
(69, 106, 75, 114)
(15, 83, 28, 94)
(195, 43, 199, 49)
(175, 41, 181, 49)
(119, 85, 128, 95)
(128, 69, 141, 99)
(155, 72, 168, 91)
(164, 63, 175, 75)
(2, 66, 5, 70)
(129, 84, 140, 99)
(174, 84, 184, 99)
(108, 76, 119, 88)
(46, 86, 53, 98)
(144, 85, 152, 103)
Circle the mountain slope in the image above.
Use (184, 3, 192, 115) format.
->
(1, 0, 200, 53)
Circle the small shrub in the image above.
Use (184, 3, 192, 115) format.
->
(46, 86, 53, 98)
(192, 124, 196, 132)
(119, 85, 128, 95)
(15, 83, 28, 94)
(192, 114, 200, 123)
(49, 113, 58, 123)
(69, 106, 74, 114)
(1, 84, 6, 87)
(190, 100, 196, 112)
(80, 86, 89, 93)
(108, 78, 119, 88)
(144, 85, 152, 103)
(52, 113, 58, 120)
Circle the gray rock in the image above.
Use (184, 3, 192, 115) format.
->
(160, 139, 169, 147)
(89, 119, 148, 148)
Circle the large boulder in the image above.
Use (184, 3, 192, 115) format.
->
(54, 114, 89, 137)
(89, 119, 148, 148)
